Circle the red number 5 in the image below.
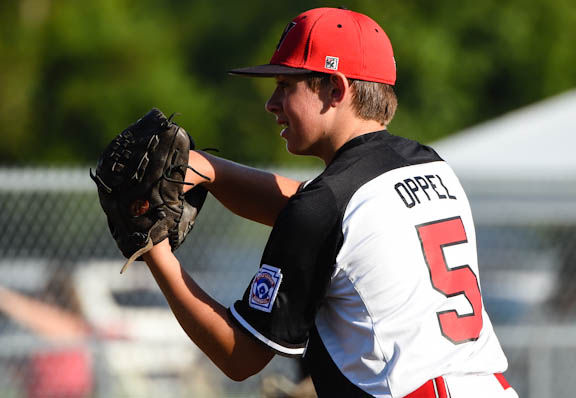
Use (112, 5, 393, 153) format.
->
(416, 217, 483, 344)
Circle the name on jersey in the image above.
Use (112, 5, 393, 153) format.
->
(249, 264, 283, 313)
(394, 174, 456, 208)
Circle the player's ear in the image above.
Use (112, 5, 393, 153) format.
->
(328, 72, 349, 106)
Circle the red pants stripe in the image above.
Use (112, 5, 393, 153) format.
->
(406, 373, 510, 398)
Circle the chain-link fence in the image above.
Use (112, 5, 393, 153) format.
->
(1, 167, 575, 397)
(0, 166, 318, 398)
(460, 177, 576, 398)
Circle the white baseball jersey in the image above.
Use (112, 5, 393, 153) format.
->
(229, 131, 509, 397)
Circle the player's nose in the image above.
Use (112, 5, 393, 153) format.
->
(265, 87, 282, 114)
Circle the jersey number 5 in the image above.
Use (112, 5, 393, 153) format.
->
(416, 216, 483, 344)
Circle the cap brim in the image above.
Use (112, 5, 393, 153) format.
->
(228, 64, 314, 77)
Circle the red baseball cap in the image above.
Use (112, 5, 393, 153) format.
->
(229, 8, 396, 85)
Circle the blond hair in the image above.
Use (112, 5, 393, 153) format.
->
(306, 74, 397, 126)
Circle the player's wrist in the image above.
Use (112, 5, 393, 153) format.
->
(184, 150, 216, 192)
(142, 238, 171, 261)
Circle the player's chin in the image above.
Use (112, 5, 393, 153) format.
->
(283, 131, 314, 156)
(282, 134, 296, 153)
(285, 143, 299, 155)
(285, 141, 315, 157)
(284, 138, 304, 155)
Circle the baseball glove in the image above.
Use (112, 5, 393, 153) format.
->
(90, 108, 209, 273)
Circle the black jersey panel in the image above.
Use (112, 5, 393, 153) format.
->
(232, 181, 341, 352)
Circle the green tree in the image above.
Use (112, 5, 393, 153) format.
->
(0, 0, 574, 166)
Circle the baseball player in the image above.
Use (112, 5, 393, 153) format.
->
(141, 8, 518, 397)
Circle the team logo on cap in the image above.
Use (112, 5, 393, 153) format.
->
(276, 21, 297, 51)
(249, 264, 283, 312)
(325, 56, 339, 71)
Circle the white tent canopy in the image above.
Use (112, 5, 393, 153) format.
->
(432, 89, 576, 180)
(431, 89, 576, 224)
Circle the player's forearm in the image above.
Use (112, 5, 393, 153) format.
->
(186, 151, 301, 226)
(143, 240, 274, 380)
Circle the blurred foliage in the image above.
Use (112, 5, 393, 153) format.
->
(0, 0, 575, 166)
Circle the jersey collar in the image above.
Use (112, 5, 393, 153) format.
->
(330, 130, 390, 164)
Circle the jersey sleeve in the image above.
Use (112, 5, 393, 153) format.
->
(229, 181, 340, 357)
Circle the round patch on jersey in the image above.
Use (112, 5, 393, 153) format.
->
(249, 264, 283, 313)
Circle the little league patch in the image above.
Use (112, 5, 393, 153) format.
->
(249, 265, 283, 312)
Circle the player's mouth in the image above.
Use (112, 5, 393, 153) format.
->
(278, 119, 289, 137)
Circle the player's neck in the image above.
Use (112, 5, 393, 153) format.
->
(318, 117, 385, 165)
